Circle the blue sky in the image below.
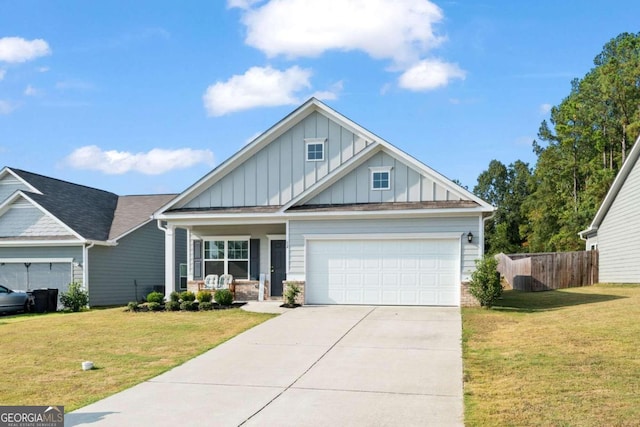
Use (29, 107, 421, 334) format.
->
(1, 0, 639, 196)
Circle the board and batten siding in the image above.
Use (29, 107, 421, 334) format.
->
(307, 151, 461, 205)
(184, 111, 371, 208)
(287, 217, 480, 280)
(597, 154, 640, 283)
(0, 202, 70, 237)
(89, 222, 186, 306)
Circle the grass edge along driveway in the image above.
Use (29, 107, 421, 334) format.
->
(463, 284, 640, 426)
(0, 308, 276, 411)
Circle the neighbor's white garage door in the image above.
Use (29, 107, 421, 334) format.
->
(0, 262, 72, 293)
(306, 238, 459, 306)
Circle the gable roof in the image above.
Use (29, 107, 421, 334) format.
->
(156, 98, 494, 217)
(109, 194, 177, 240)
(580, 134, 640, 238)
(0, 167, 176, 243)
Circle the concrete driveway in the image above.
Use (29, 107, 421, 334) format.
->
(67, 305, 463, 426)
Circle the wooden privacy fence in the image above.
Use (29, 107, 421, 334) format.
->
(496, 251, 599, 291)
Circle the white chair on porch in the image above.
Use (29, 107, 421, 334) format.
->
(202, 274, 218, 291)
(217, 274, 233, 290)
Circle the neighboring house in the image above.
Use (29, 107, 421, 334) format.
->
(579, 135, 640, 283)
(0, 167, 186, 306)
(154, 98, 495, 306)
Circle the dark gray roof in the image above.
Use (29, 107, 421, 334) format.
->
(10, 168, 176, 242)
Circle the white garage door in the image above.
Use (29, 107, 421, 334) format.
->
(0, 262, 72, 294)
(306, 238, 459, 306)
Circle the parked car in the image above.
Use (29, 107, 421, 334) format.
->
(0, 285, 31, 314)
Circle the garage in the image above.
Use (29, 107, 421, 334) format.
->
(305, 237, 460, 306)
(0, 262, 72, 295)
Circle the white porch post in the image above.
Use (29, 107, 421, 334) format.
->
(163, 223, 176, 301)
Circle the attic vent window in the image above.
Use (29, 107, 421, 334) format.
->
(370, 166, 393, 190)
(305, 138, 326, 161)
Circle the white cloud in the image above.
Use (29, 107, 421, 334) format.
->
(24, 85, 40, 96)
(203, 65, 312, 116)
(398, 59, 465, 91)
(540, 103, 552, 114)
(227, 0, 264, 9)
(64, 145, 215, 175)
(233, 0, 444, 66)
(0, 69, 5, 80)
(0, 37, 51, 63)
(38, 66, 50, 73)
(0, 100, 15, 114)
(55, 80, 95, 91)
(311, 81, 343, 101)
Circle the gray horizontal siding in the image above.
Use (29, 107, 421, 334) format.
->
(598, 155, 640, 283)
(0, 176, 29, 203)
(185, 111, 371, 208)
(288, 217, 480, 280)
(307, 151, 460, 205)
(0, 246, 82, 260)
(89, 222, 186, 306)
(0, 204, 70, 237)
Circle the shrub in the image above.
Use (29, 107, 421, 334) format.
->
(146, 291, 165, 304)
(169, 291, 181, 302)
(126, 301, 138, 312)
(284, 283, 301, 306)
(214, 289, 233, 306)
(468, 255, 503, 308)
(59, 282, 89, 312)
(197, 290, 213, 303)
(199, 301, 214, 311)
(165, 300, 180, 311)
(180, 291, 196, 302)
(147, 302, 162, 311)
(180, 301, 198, 311)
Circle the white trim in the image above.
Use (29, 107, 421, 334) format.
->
(0, 258, 74, 263)
(0, 167, 43, 195)
(369, 166, 392, 191)
(0, 190, 86, 241)
(266, 234, 286, 240)
(201, 237, 251, 280)
(303, 233, 462, 306)
(305, 137, 326, 162)
(153, 98, 495, 218)
(0, 240, 84, 247)
(267, 234, 287, 297)
(303, 232, 464, 241)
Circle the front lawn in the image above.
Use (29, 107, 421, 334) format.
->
(463, 284, 640, 426)
(0, 307, 275, 411)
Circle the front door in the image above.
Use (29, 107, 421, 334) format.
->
(270, 240, 286, 297)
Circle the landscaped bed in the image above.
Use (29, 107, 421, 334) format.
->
(463, 284, 640, 426)
(0, 307, 275, 411)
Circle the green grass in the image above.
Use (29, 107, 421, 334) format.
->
(0, 307, 275, 411)
(463, 284, 640, 426)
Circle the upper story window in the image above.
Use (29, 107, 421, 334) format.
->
(305, 138, 326, 161)
(370, 166, 392, 190)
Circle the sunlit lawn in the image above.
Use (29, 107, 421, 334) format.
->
(463, 284, 640, 426)
(0, 307, 275, 411)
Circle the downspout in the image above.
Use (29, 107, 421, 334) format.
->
(83, 241, 95, 300)
(481, 210, 497, 257)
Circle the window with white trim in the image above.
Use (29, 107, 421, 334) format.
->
(305, 138, 326, 161)
(370, 167, 392, 190)
(203, 239, 249, 279)
(179, 263, 187, 289)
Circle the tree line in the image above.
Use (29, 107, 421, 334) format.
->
(474, 32, 640, 255)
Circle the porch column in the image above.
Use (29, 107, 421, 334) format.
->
(163, 223, 176, 301)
